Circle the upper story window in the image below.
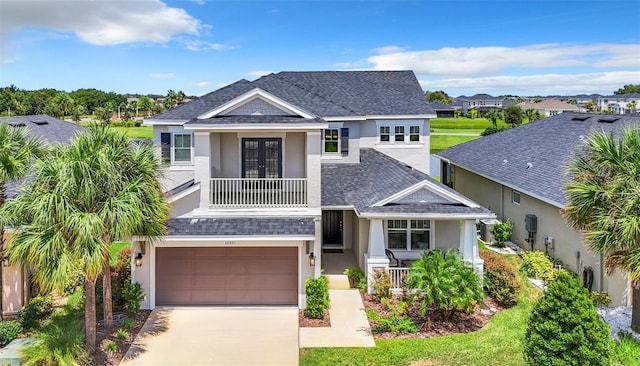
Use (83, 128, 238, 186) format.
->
(387, 219, 431, 251)
(323, 128, 349, 156)
(160, 132, 193, 165)
(377, 122, 423, 144)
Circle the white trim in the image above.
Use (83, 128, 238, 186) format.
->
(385, 219, 434, 252)
(361, 212, 495, 219)
(197, 88, 316, 119)
(183, 123, 328, 131)
(172, 133, 194, 165)
(166, 183, 201, 204)
(321, 205, 356, 210)
(158, 236, 315, 242)
(143, 119, 189, 126)
(191, 207, 322, 217)
(168, 164, 194, 171)
(371, 180, 481, 208)
(433, 160, 565, 208)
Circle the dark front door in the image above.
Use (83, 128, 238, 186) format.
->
(242, 138, 282, 178)
(322, 210, 343, 247)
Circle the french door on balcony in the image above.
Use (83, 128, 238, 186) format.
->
(242, 138, 282, 178)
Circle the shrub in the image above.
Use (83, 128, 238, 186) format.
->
(0, 320, 22, 347)
(524, 271, 611, 365)
(343, 267, 365, 291)
(110, 120, 124, 127)
(371, 269, 392, 302)
(104, 340, 118, 353)
(367, 300, 418, 333)
(134, 120, 142, 127)
(123, 282, 145, 317)
(305, 276, 329, 319)
(62, 262, 84, 295)
(116, 328, 128, 341)
(520, 250, 555, 281)
(481, 249, 520, 306)
(481, 126, 509, 136)
(409, 249, 484, 318)
(490, 219, 513, 248)
(18, 295, 54, 330)
(112, 247, 132, 311)
(124, 120, 135, 127)
(590, 291, 612, 307)
(123, 319, 135, 329)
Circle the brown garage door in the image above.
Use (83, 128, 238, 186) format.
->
(156, 247, 298, 306)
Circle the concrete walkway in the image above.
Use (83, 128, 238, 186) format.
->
(121, 307, 298, 366)
(299, 288, 375, 348)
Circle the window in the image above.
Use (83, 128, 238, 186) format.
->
(512, 190, 521, 205)
(387, 220, 431, 251)
(379, 126, 390, 142)
(324, 129, 339, 153)
(340, 128, 349, 156)
(394, 126, 404, 141)
(173, 133, 192, 162)
(409, 126, 420, 141)
(160, 132, 171, 164)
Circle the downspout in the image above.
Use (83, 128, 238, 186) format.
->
(500, 185, 504, 220)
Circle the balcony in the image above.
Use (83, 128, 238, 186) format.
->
(210, 178, 307, 208)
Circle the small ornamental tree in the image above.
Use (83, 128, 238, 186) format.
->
(490, 219, 513, 248)
(524, 271, 611, 366)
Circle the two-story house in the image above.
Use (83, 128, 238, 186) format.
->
(597, 93, 640, 114)
(459, 94, 516, 116)
(135, 71, 494, 309)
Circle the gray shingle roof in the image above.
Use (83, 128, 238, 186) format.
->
(361, 203, 492, 215)
(167, 217, 315, 236)
(151, 71, 433, 120)
(1, 115, 87, 199)
(185, 115, 326, 125)
(0, 115, 86, 144)
(322, 148, 490, 216)
(437, 112, 640, 207)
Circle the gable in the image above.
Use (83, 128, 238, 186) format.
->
(197, 88, 315, 119)
(394, 188, 456, 204)
(222, 97, 295, 116)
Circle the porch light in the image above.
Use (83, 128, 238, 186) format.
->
(309, 252, 316, 266)
(135, 253, 143, 267)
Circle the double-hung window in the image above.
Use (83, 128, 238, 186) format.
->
(324, 129, 339, 153)
(379, 126, 390, 142)
(409, 126, 420, 141)
(387, 220, 431, 251)
(173, 134, 192, 162)
(378, 122, 423, 144)
(394, 126, 404, 142)
(323, 128, 349, 156)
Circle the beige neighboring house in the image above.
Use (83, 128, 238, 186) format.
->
(0, 115, 86, 317)
(437, 112, 640, 306)
(137, 71, 494, 309)
(520, 99, 580, 117)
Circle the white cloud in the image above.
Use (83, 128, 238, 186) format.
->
(191, 81, 212, 87)
(182, 39, 228, 51)
(247, 70, 274, 78)
(149, 73, 175, 79)
(367, 43, 640, 77)
(418, 71, 640, 95)
(371, 45, 407, 55)
(1, 0, 201, 45)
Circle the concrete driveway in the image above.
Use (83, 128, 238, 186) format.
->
(121, 307, 299, 366)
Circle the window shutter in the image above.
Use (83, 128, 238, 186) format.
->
(340, 128, 349, 156)
(160, 132, 171, 163)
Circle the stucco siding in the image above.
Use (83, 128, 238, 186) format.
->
(284, 132, 305, 178)
(2, 232, 26, 316)
(454, 168, 502, 216)
(434, 220, 460, 251)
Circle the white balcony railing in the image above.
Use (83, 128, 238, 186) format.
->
(388, 267, 413, 289)
(210, 178, 307, 208)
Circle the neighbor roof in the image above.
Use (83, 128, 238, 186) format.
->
(0, 114, 85, 144)
(151, 71, 433, 120)
(322, 148, 492, 217)
(167, 217, 315, 236)
(520, 99, 580, 111)
(437, 112, 640, 207)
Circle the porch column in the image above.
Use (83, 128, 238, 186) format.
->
(194, 132, 211, 209)
(366, 219, 389, 293)
(306, 131, 321, 209)
(459, 219, 483, 275)
(313, 216, 322, 278)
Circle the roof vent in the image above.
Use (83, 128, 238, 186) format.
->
(526, 162, 533, 169)
(31, 120, 48, 125)
(597, 116, 620, 123)
(8, 122, 26, 127)
(572, 116, 590, 121)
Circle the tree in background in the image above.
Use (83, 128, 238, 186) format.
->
(584, 100, 597, 112)
(627, 100, 637, 114)
(425, 90, 453, 105)
(484, 109, 502, 128)
(72, 105, 86, 123)
(563, 128, 640, 332)
(137, 97, 153, 117)
(164, 90, 186, 109)
(524, 108, 543, 122)
(504, 105, 524, 126)
(467, 109, 478, 119)
(615, 84, 640, 94)
(523, 271, 610, 365)
(94, 107, 111, 124)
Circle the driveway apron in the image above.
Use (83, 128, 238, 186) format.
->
(121, 307, 299, 366)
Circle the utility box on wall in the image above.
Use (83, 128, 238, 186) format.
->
(525, 214, 537, 232)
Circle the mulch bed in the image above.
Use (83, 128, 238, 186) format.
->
(93, 310, 151, 366)
(362, 294, 502, 339)
(298, 309, 331, 327)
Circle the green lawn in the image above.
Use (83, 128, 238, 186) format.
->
(111, 126, 152, 139)
(430, 118, 514, 130)
(431, 135, 480, 154)
(431, 128, 482, 134)
(110, 241, 130, 266)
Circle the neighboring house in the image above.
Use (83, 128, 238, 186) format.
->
(0, 115, 86, 317)
(428, 101, 456, 118)
(436, 112, 639, 306)
(597, 93, 640, 114)
(459, 94, 516, 115)
(138, 71, 494, 309)
(519, 99, 580, 117)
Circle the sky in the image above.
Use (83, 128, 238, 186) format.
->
(1, 0, 639, 97)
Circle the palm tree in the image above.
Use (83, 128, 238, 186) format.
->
(485, 109, 502, 128)
(138, 97, 153, 117)
(563, 127, 640, 332)
(524, 108, 543, 122)
(0, 124, 46, 320)
(627, 100, 637, 114)
(1, 125, 169, 351)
